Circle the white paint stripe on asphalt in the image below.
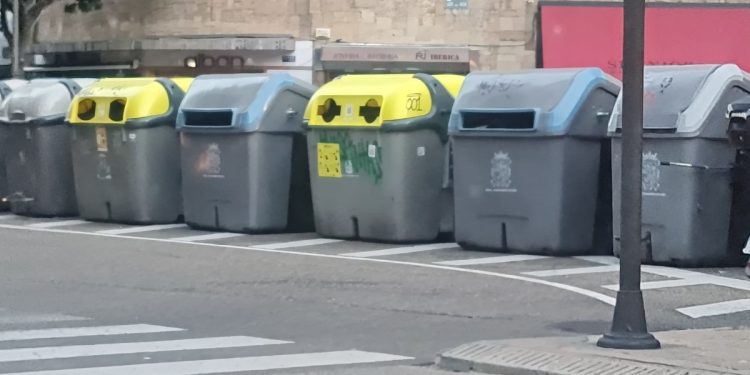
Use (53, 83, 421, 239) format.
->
(523, 265, 620, 277)
(27, 220, 88, 228)
(2, 350, 412, 375)
(166, 232, 244, 242)
(435, 254, 548, 266)
(603, 278, 709, 291)
(574, 255, 620, 265)
(0, 313, 89, 326)
(258, 238, 343, 250)
(0, 324, 183, 342)
(677, 299, 750, 318)
(341, 243, 458, 258)
(575, 255, 750, 291)
(0, 223, 617, 306)
(0, 336, 291, 363)
(0, 214, 14, 220)
(97, 224, 186, 235)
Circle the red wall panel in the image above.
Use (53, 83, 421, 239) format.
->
(540, 4, 750, 79)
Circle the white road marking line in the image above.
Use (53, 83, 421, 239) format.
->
(258, 238, 343, 250)
(166, 232, 245, 242)
(0, 324, 183, 342)
(677, 299, 750, 318)
(435, 254, 548, 266)
(603, 278, 709, 291)
(341, 243, 458, 258)
(0, 336, 291, 362)
(579, 254, 750, 295)
(27, 220, 88, 228)
(97, 224, 186, 235)
(0, 223, 617, 306)
(642, 265, 706, 280)
(523, 265, 620, 277)
(574, 255, 620, 265)
(0, 312, 89, 326)
(2, 350, 412, 375)
(0, 214, 14, 220)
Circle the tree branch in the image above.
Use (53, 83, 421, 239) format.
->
(23, 0, 57, 24)
(0, 0, 12, 49)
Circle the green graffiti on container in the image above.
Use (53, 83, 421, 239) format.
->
(318, 131, 383, 184)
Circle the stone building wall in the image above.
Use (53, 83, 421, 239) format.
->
(33, 0, 729, 71)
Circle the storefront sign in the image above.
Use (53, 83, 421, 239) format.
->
(321, 45, 470, 63)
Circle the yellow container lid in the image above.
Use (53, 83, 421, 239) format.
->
(68, 77, 194, 126)
(305, 74, 463, 128)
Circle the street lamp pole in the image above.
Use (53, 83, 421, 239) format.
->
(597, 0, 660, 350)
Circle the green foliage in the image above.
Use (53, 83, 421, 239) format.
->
(63, 0, 103, 13)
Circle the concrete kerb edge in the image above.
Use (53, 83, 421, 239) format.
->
(435, 334, 741, 375)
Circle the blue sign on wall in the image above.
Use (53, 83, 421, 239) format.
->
(446, 0, 468, 10)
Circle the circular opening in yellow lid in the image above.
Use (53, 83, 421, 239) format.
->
(109, 99, 126, 122)
(360, 98, 380, 124)
(77, 99, 96, 121)
(318, 98, 341, 123)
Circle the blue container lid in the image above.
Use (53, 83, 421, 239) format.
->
(177, 73, 317, 133)
(450, 68, 620, 136)
(608, 64, 750, 137)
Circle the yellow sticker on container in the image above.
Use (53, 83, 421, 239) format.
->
(317, 142, 342, 178)
(95, 127, 108, 152)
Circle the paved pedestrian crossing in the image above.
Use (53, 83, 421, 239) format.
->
(0, 308, 411, 374)
(2, 213, 750, 321)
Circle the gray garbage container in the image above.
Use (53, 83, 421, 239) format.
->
(176, 73, 316, 233)
(610, 64, 750, 267)
(68, 77, 192, 224)
(449, 68, 620, 254)
(0, 78, 93, 217)
(718, 101, 750, 268)
(305, 73, 463, 242)
(0, 79, 27, 211)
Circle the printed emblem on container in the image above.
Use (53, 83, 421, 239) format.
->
(343, 160, 354, 175)
(96, 154, 112, 180)
(199, 143, 224, 178)
(95, 127, 108, 152)
(642, 151, 664, 196)
(486, 151, 516, 193)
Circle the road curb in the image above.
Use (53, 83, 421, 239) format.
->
(436, 336, 738, 375)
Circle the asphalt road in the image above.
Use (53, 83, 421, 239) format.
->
(0, 213, 749, 374)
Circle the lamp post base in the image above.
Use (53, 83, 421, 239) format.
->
(597, 290, 661, 350)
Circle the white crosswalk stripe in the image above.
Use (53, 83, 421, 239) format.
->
(0, 324, 183, 342)
(523, 265, 620, 277)
(0, 310, 410, 374)
(258, 238, 343, 250)
(0, 311, 89, 326)
(603, 278, 709, 291)
(342, 243, 458, 258)
(0, 336, 291, 362)
(27, 220, 88, 228)
(2, 350, 412, 375)
(97, 224, 186, 235)
(166, 232, 245, 242)
(435, 254, 547, 266)
(677, 299, 750, 318)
